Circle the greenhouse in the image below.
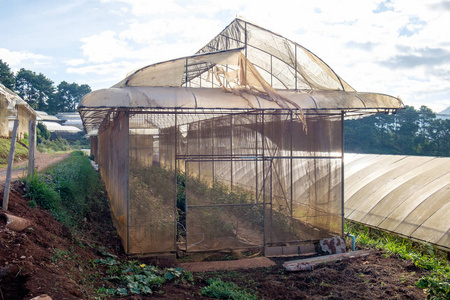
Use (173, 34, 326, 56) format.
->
(79, 18, 403, 256)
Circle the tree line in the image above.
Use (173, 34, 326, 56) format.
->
(345, 105, 450, 157)
(0, 59, 91, 114)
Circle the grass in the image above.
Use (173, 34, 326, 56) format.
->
(25, 151, 103, 232)
(346, 221, 450, 299)
(0, 137, 29, 167)
(201, 278, 258, 300)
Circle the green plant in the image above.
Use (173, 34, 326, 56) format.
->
(24, 151, 108, 233)
(37, 121, 51, 143)
(201, 278, 258, 300)
(0, 137, 29, 167)
(94, 258, 192, 297)
(346, 221, 450, 299)
(25, 174, 61, 211)
(416, 273, 450, 299)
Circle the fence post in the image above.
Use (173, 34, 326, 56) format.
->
(2, 119, 19, 210)
(27, 120, 37, 185)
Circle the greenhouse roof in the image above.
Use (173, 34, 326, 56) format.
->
(344, 154, 450, 251)
(79, 18, 403, 135)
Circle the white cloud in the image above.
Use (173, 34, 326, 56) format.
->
(65, 58, 86, 66)
(81, 30, 132, 63)
(0, 48, 50, 69)
(68, 0, 449, 111)
(101, 0, 184, 16)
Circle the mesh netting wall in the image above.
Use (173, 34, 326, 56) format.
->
(128, 113, 176, 254)
(105, 109, 342, 255)
(97, 112, 129, 252)
(90, 135, 98, 163)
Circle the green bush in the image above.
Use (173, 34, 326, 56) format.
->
(26, 174, 61, 211)
(37, 121, 51, 143)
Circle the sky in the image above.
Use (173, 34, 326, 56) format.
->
(0, 0, 449, 113)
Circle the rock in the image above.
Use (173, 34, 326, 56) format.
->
(0, 212, 31, 231)
(30, 294, 52, 300)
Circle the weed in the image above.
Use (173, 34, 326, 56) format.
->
(25, 151, 109, 235)
(51, 248, 69, 264)
(346, 221, 450, 299)
(201, 278, 258, 300)
(93, 258, 193, 297)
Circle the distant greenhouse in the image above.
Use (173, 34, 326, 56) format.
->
(344, 154, 450, 251)
(79, 18, 403, 257)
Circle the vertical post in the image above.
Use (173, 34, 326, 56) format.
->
(255, 112, 258, 203)
(295, 45, 298, 91)
(27, 120, 36, 182)
(185, 159, 188, 252)
(230, 114, 233, 190)
(174, 111, 178, 253)
(270, 55, 273, 87)
(290, 112, 294, 234)
(185, 57, 188, 88)
(3, 119, 19, 210)
(211, 118, 214, 183)
(125, 111, 130, 254)
(262, 110, 266, 249)
(341, 110, 345, 237)
(244, 22, 248, 87)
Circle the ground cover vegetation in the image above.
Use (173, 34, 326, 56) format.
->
(0, 137, 29, 167)
(347, 221, 450, 299)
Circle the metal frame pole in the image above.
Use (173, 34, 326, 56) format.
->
(295, 45, 298, 91)
(290, 112, 294, 234)
(125, 110, 130, 254)
(262, 110, 266, 248)
(341, 110, 345, 237)
(230, 114, 233, 190)
(255, 112, 258, 203)
(174, 110, 179, 252)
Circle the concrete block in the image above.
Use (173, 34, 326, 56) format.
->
(265, 246, 283, 257)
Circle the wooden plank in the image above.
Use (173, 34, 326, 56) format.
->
(3, 119, 19, 210)
(283, 249, 374, 272)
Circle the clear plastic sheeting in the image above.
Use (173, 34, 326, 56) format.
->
(78, 18, 404, 256)
(344, 154, 450, 251)
(197, 18, 354, 92)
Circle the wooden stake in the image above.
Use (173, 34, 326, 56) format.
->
(3, 119, 19, 210)
(27, 120, 37, 185)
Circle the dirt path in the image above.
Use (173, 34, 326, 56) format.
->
(0, 152, 71, 186)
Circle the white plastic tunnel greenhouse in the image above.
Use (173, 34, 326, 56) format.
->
(79, 18, 403, 256)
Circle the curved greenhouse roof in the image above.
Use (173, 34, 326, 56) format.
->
(344, 154, 450, 251)
(79, 18, 403, 135)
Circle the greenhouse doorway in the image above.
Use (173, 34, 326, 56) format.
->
(179, 157, 271, 253)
